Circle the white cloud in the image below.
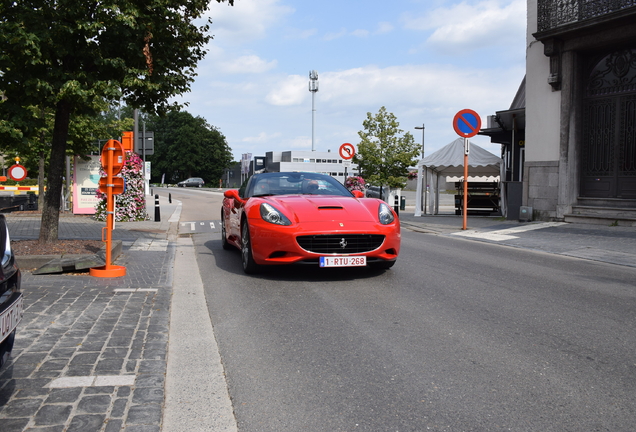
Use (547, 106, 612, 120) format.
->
(288, 136, 312, 150)
(205, 0, 294, 44)
(402, 0, 526, 54)
(265, 74, 307, 106)
(324, 28, 348, 41)
(261, 63, 524, 119)
(376, 22, 394, 34)
(286, 28, 318, 39)
(351, 29, 370, 38)
(219, 55, 277, 73)
(242, 132, 282, 142)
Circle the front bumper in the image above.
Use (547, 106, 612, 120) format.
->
(248, 219, 401, 265)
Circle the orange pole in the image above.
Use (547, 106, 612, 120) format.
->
(90, 140, 126, 278)
(105, 145, 114, 269)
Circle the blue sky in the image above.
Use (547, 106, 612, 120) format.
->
(175, 0, 526, 161)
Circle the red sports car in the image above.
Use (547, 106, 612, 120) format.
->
(221, 172, 400, 273)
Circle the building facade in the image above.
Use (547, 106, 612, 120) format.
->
(223, 150, 359, 188)
(526, 0, 636, 223)
(264, 150, 358, 183)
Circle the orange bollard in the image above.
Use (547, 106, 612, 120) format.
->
(90, 139, 126, 278)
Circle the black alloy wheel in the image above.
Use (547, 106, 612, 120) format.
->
(241, 219, 259, 274)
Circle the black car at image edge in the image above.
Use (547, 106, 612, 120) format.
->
(0, 214, 22, 369)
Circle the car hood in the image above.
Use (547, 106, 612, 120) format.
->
(263, 195, 379, 223)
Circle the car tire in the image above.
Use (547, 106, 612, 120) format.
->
(198, 184, 202, 188)
(0, 330, 15, 369)
(241, 219, 259, 274)
(221, 211, 232, 250)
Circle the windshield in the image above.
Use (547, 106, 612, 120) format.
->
(247, 172, 353, 198)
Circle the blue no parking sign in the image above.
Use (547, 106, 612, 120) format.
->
(452, 109, 482, 138)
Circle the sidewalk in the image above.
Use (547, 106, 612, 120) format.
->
(0, 195, 182, 432)
(0, 194, 635, 432)
(398, 207, 636, 268)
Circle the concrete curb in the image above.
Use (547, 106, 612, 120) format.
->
(16, 240, 123, 271)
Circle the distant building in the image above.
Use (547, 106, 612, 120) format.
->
(223, 150, 359, 188)
(264, 151, 358, 182)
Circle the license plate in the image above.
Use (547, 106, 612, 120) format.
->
(320, 256, 366, 267)
(1, 294, 23, 342)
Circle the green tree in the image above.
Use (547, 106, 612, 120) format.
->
(0, 101, 133, 209)
(147, 110, 233, 185)
(354, 106, 420, 190)
(0, 0, 233, 242)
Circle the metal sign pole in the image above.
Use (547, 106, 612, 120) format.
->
(452, 109, 480, 231)
(463, 137, 469, 230)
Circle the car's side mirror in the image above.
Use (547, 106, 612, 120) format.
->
(224, 189, 242, 201)
(351, 190, 364, 198)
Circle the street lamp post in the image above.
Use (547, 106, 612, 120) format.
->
(309, 70, 319, 152)
(414, 124, 425, 216)
(414, 125, 425, 158)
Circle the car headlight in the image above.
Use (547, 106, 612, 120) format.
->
(2, 223, 12, 268)
(260, 203, 291, 226)
(378, 202, 395, 225)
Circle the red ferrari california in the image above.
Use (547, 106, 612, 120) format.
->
(221, 172, 400, 274)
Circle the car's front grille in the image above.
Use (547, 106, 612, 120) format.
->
(296, 234, 385, 254)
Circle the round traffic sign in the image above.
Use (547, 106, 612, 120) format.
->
(339, 143, 355, 160)
(101, 140, 125, 175)
(452, 109, 482, 138)
(8, 164, 27, 181)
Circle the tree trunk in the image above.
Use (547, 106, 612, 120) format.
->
(39, 100, 72, 243)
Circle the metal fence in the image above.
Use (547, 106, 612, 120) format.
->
(537, 0, 636, 32)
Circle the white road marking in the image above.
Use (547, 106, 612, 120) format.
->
(450, 222, 567, 241)
(114, 288, 159, 293)
(47, 375, 136, 388)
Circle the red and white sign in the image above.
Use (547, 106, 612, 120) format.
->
(339, 143, 355, 160)
(8, 164, 27, 181)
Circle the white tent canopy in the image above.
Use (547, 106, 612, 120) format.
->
(415, 138, 502, 216)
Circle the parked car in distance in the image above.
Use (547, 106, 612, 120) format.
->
(365, 185, 388, 199)
(177, 177, 205, 188)
(0, 214, 22, 369)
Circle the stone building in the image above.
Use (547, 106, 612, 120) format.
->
(525, 0, 636, 224)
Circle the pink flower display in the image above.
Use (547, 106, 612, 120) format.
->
(94, 151, 149, 222)
(345, 176, 366, 191)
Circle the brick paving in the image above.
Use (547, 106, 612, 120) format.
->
(1, 197, 178, 432)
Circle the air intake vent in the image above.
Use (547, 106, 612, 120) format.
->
(297, 234, 384, 254)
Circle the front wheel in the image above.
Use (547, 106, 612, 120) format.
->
(241, 220, 259, 274)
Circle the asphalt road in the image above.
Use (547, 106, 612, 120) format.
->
(196, 232, 636, 431)
(171, 188, 636, 431)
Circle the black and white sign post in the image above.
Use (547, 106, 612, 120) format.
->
(339, 143, 355, 181)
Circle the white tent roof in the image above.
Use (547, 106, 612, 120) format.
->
(417, 138, 501, 176)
